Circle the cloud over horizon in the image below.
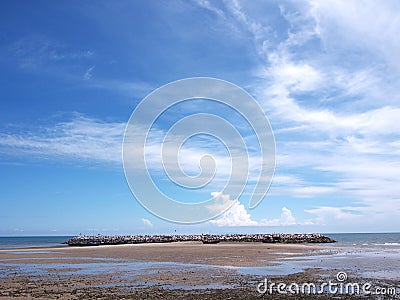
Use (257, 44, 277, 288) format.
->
(209, 193, 306, 227)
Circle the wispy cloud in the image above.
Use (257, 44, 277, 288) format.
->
(201, 0, 400, 227)
(7, 35, 152, 99)
(141, 218, 154, 228)
(89, 79, 154, 98)
(310, 0, 400, 70)
(9, 35, 94, 71)
(0, 113, 125, 164)
(84, 65, 95, 80)
(194, 0, 225, 19)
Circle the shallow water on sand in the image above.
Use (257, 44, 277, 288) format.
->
(2, 249, 398, 280)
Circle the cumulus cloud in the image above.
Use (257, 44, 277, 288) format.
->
(209, 194, 257, 226)
(206, 192, 237, 216)
(208, 193, 303, 227)
(260, 207, 297, 226)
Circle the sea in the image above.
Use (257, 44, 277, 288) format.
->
(0, 236, 72, 250)
(0, 233, 399, 250)
(326, 232, 400, 249)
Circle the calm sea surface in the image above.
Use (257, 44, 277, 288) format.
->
(0, 233, 399, 250)
(0, 236, 72, 249)
(326, 232, 400, 248)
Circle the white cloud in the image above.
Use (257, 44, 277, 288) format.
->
(84, 65, 95, 80)
(125, 122, 270, 196)
(10, 35, 94, 71)
(206, 192, 237, 216)
(91, 79, 154, 98)
(194, 0, 225, 19)
(0, 110, 267, 200)
(303, 204, 400, 231)
(309, 0, 400, 70)
(267, 59, 322, 92)
(261, 207, 297, 226)
(209, 199, 257, 227)
(209, 193, 304, 227)
(0, 113, 124, 164)
(9, 36, 151, 98)
(216, 0, 400, 230)
(272, 174, 302, 185)
(305, 206, 362, 225)
(141, 218, 154, 228)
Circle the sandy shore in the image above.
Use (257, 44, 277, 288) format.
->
(0, 241, 330, 266)
(0, 242, 398, 299)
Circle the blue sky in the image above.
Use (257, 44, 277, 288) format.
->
(1, 0, 400, 235)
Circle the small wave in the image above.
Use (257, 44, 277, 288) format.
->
(374, 243, 400, 246)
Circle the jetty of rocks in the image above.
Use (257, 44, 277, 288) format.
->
(66, 233, 335, 246)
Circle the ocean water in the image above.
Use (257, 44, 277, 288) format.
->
(0, 236, 72, 249)
(325, 232, 400, 248)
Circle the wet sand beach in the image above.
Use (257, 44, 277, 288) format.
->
(0, 242, 399, 299)
(0, 242, 329, 266)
